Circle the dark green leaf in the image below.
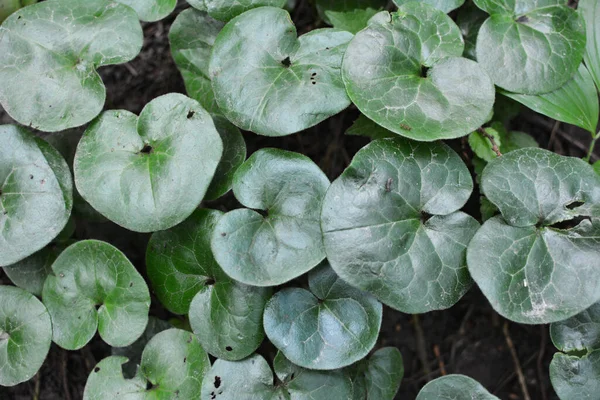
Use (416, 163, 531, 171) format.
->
(316, 0, 387, 34)
(580, 0, 600, 90)
(499, 130, 538, 154)
(594, 161, 600, 176)
(551, 302, 600, 353)
(116, 0, 175, 22)
(468, 127, 502, 162)
(322, 138, 479, 313)
(345, 114, 397, 140)
(416, 374, 499, 399)
(393, 0, 465, 13)
(0, 0, 143, 131)
(358, 347, 404, 400)
(187, 0, 287, 21)
(457, 1, 488, 60)
(43, 240, 150, 350)
(492, 94, 522, 125)
(0, 0, 36, 22)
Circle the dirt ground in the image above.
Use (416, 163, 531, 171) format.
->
(1, 1, 597, 399)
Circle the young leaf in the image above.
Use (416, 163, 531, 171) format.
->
(211, 149, 330, 286)
(579, 0, 600, 90)
(352, 347, 404, 400)
(321, 138, 479, 314)
(74, 93, 223, 233)
(468, 126, 502, 162)
(0, 285, 52, 387)
(468, 148, 600, 324)
(502, 64, 599, 135)
(0, 125, 73, 267)
(147, 208, 271, 359)
(0, 0, 143, 132)
(416, 374, 499, 399)
(474, 0, 585, 94)
(393, 0, 465, 13)
(0, 0, 36, 22)
(316, 0, 387, 34)
(116, 0, 176, 22)
(342, 8, 494, 141)
(209, 7, 353, 136)
(42, 240, 151, 350)
(187, 0, 287, 21)
(500, 130, 538, 154)
(84, 329, 210, 400)
(169, 8, 224, 114)
(345, 114, 396, 140)
(263, 264, 382, 370)
(595, 161, 600, 176)
(456, 0, 488, 60)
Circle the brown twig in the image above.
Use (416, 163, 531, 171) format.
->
(478, 127, 502, 157)
(61, 350, 72, 400)
(547, 120, 560, 150)
(32, 372, 40, 400)
(537, 326, 549, 400)
(503, 322, 531, 400)
(412, 314, 431, 378)
(433, 345, 447, 376)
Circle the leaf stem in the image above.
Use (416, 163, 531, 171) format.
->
(477, 127, 502, 157)
(584, 131, 598, 162)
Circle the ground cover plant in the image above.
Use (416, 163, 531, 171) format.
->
(0, 0, 599, 399)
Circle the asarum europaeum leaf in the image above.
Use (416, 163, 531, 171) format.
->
(342, 7, 494, 141)
(456, 1, 488, 60)
(84, 329, 210, 400)
(211, 148, 330, 287)
(264, 264, 382, 370)
(416, 374, 499, 399)
(0, 285, 52, 387)
(393, 0, 465, 13)
(348, 347, 404, 400)
(580, 0, 600, 90)
(209, 7, 353, 137)
(468, 148, 600, 324)
(316, 0, 387, 34)
(74, 93, 223, 233)
(0, 0, 143, 132)
(0, 0, 36, 22)
(474, 0, 586, 95)
(115, 0, 176, 22)
(42, 240, 150, 350)
(187, 0, 286, 21)
(321, 138, 479, 314)
(201, 352, 360, 400)
(0, 125, 73, 267)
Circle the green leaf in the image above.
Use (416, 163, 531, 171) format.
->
(316, 0, 387, 34)
(580, 0, 600, 90)
(416, 374, 499, 399)
(550, 351, 600, 400)
(342, 9, 494, 141)
(480, 196, 498, 222)
(0, 0, 143, 132)
(74, 93, 223, 233)
(500, 130, 538, 153)
(551, 302, 600, 353)
(492, 94, 522, 125)
(264, 264, 382, 370)
(457, 1, 488, 60)
(594, 161, 600, 176)
(468, 127, 502, 162)
(42, 240, 150, 350)
(467, 148, 600, 324)
(322, 138, 479, 313)
(169, 8, 224, 114)
(115, 0, 175, 22)
(187, 0, 287, 21)
(84, 328, 210, 400)
(502, 64, 599, 135)
(211, 148, 330, 286)
(393, 0, 465, 13)
(345, 114, 396, 140)
(474, 0, 586, 94)
(0, 285, 52, 387)
(0, 125, 73, 267)
(356, 347, 404, 400)
(0, 0, 36, 22)
(209, 7, 353, 136)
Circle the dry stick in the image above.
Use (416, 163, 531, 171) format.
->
(433, 345, 447, 376)
(478, 127, 502, 157)
(523, 114, 595, 160)
(503, 322, 531, 400)
(537, 326, 549, 400)
(61, 350, 72, 400)
(412, 314, 431, 378)
(32, 372, 40, 400)
(548, 120, 561, 150)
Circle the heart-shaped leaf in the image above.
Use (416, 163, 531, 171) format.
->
(456, 1, 488, 60)
(580, 0, 600, 90)
(350, 347, 404, 400)
(116, 0, 176, 22)
(0, 125, 73, 267)
(42, 240, 150, 350)
(209, 7, 353, 136)
(316, 0, 387, 34)
(187, 0, 287, 21)
(393, 0, 465, 13)
(342, 8, 494, 141)
(474, 0, 585, 94)
(0, 285, 52, 387)
(201, 352, 359, 399)
(84, 328, 210, 400)
(0, 0, 36, 22)
(416, 374, 499, 399)
(502, 64, 599, 135)
(467, 148, 600, 324)
(74, 93, 223, 233)
(264, 264, 382, 370)
(322, 138, 479, 313)
(0, 0, 143, 132)
(211, 148, 330, 286)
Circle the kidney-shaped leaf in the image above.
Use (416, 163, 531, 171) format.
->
(342, 7, 494, 141)
(84, 328, 210, 400)
(393, 0, 465, 13)
(264, 264, 382, 370)
(416, 374, 499, 399)
(475, 0, 585, 94)
(316, 0, 387, 34)
(211, 148, 329, 286)
(43, 240, 150, 350)
(74, 93, 223, 233)
(209, 7, 353, 136)
(187, 0, 286, 21)
(322, 138, 478, 313)
(0, 285, 52, 387)
(350, 347, 404, 400)
(0, 125, 73, 267)
(0, 0, 143, 132)
(468, 148, 600, 324)
(116, 0, 176, 22)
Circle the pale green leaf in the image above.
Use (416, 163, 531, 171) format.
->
(468, 127, 502, 162)
(550, 352, 600, 400)
(393, 0, 465, 13)
(580, 0, 600, 90)
(116, 0, 175, 21)
(416, 374, 499, 399)
(187, 0, 286, 21)
(551, 302, 600, 353)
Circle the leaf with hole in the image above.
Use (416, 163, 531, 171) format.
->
(468, 148, 600, 324)
(0, 125, 73, 267)
(316, 0, 387, 34)
(0, 285, 52, 387)
(416, 374, 499, 399)
(263, 264, 382, 370)
(84, 328, 210, 400)
(342, 7, 494, 141)
(322, 138, 479, 313)
(74, 93, 223, 233)
(0, 0, 143, 131)
(580, 0, 600, 90)
(211, 148, 330, 286)
(350, 347, 404, 400)
(209, 7, 353, 136)
(187, 0, 287, 21)
(115, 0, 176, 21)
(42, 240, 150, 350)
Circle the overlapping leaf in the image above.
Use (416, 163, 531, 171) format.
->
(345, 114, 396, 140)
(187, 0, 286, 21)
(580, 0, 600, 90)
(393, 0, 465, 13)
(116, 0, 176, 21)
(316, 0, 387, 33)
(0, 0, 36, 22)
(350, 347, 404, 400)
(456, 1, 488, 60)
(416, 374, 499, 399)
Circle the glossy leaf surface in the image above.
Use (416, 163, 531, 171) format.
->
(393, 0, 465, 13)
(416, 374, 499, 399)
(580, 0, 600, 90)
(187, 0, 286, 21)
(116, 0, 176, 22)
